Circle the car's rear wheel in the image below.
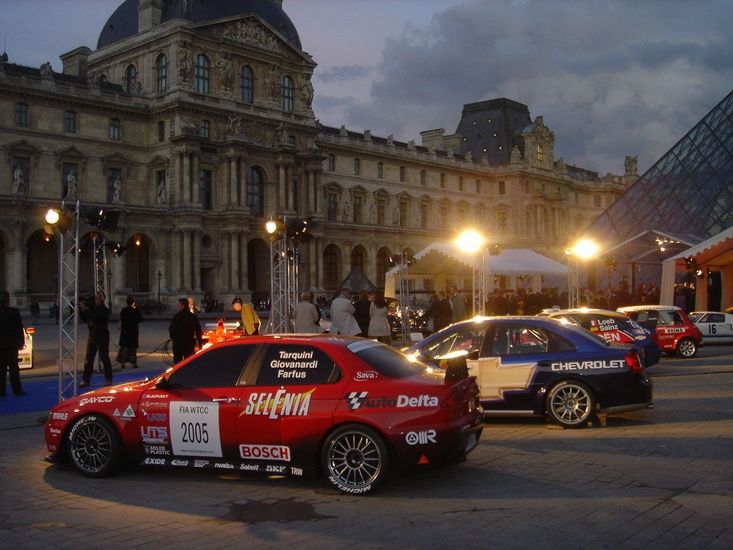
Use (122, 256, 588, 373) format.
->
(67, 415, 121, 477)
(321, 424, 388, 495)
(546, 381, 595, 428)
(676, 338, 697, 358)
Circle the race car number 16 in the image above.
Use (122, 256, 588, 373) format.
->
(169, 401, 223, 457)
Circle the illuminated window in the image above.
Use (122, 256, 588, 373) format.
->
(537, 144, 544, 162)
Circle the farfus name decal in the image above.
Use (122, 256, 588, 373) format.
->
(551, 359, 625, 371)
(243, 388, 314, 419)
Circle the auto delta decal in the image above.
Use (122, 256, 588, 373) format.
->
(242, 388, 315, 419)
(345, 392, 439, 410)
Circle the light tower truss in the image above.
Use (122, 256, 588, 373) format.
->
(57, 201, 80, 401)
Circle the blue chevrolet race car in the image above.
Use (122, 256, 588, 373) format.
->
(406, 317, 653, 428)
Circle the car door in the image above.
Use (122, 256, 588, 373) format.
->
(415, 323, 488, 367)
(236, 342, 345, 472)
(138, 344, 256, 464)
(698, 313, 733, 343)
(475, 322, 576, 412)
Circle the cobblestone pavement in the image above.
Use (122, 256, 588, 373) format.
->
(2, 323, 732, 549)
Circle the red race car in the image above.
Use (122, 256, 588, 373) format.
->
(45, 335, 482, 495)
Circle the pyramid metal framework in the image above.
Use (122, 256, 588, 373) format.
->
(588, 90, 733, 246)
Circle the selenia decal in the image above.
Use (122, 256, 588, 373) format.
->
(169, 402, 223, 457)
(242, 388, 315, 419)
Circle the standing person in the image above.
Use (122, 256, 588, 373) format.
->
(294, 291, 320, 332)
(169, 297, 202, 363)
(79, 293, 113, 388)
(232, 297, 261, 335)
(117, 295, 143, 369)
(330, 288, 361, 336)
(424, 291, 452, 333)
(187, 295, 200, 315)
(0, 290, 27, 396)
(368, 293, 392, 345)
(450, 286, 467, 322)
(353, 289, 371, 337)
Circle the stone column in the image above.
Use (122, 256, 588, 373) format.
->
(239, 233, 249, 297)
(182, 153, 191, 203)
(192, 154, 200, 205)
(182, 229, 192, 291)
(193, 229, 201, 291)
(229, 157, 239, 207)
(278, 164, 286, 211)
(230, 232, 240, 291)
(304, 170, 313, 213)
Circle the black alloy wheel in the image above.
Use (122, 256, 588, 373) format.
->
(322, 424, 389, 495)
(67, 415, 121, 477)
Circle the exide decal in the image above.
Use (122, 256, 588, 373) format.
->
(242, 388, 314, 419)
(239, 444, 291, 462)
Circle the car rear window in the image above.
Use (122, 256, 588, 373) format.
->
(347, 340, 428, 378)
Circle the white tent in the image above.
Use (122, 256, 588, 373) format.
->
(385, 243, 568, 297)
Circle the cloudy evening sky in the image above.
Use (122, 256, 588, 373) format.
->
(2, 0, 732, 175)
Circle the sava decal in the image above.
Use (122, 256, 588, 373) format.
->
(354, 371, 379, 381)
(551, 360, 625, 371)
(243, 388, 314, 419)
(405, 429, 437, 445)
(239, 444, 291, 462)
(169, 402, 223, 457)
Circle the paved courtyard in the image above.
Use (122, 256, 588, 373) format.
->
(1, 321, 732, 549)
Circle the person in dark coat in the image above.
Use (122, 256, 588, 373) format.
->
(79, 293, 113, 388)
(169, 297, 202, 363)
(0, 290, 27, 396)
(424, 291, 453, 333)
(353, 289, 371, 337)
(118, 295, 143, 368)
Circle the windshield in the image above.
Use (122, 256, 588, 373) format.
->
(347, 340, 428, 378)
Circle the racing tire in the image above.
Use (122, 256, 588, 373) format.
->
(676, 338, 697, 358)
(546, 381, 595, 428)
(321, 424, 389, 495)
(67, 415, 122, 477)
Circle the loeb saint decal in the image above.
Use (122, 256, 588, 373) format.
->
(242, 388, 315, 419)
(239, 444, 292, 462)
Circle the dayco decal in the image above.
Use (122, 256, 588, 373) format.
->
(243, 388, 314, 419)
(239, 444, 291, 462)
(551, 359, 625, 371)
(79, 395, 115, 406)
(355, 370, 379, 381)
(346, 392, 439, 410)
(405, 429, 437, 445)
(140, 426, 169, 444)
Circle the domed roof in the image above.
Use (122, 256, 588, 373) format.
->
(97, 0, 301, 50)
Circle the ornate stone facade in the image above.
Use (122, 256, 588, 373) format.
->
(0, 3, 629, 309)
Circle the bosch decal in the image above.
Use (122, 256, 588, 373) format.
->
(405, 429, 437, 445)
(240, 444, 292, 462)
(551, 360, 625, 371)
(243, 388, 314, 419)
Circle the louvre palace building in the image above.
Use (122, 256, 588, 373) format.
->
(0, 0, 633, 310)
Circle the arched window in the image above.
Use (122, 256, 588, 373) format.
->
(194, 54, 210, 94)
(125, 64, 137, 93)
(246, 167, 264, 216)
(323, 245, 341, 288)
(125, 235, 150, 293)
(155, 54, 168, 95)
(282, 75, 294, 113)
(351, 246, 366, 272)
(537, 144, 544, 162)
(240, 65, 253, 104)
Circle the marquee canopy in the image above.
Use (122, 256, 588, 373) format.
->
(384, 243, 568, 296)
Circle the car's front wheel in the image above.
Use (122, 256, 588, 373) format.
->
(546, 381, 595, 428)
(676, 338, 697, 358)
(321, 424, 389, 495)
(67, 415, 122, 477)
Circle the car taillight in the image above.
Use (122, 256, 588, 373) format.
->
(624, 352, 643, 373)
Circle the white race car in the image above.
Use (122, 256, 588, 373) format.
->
(689, 311, 733, 344)
(19, 327, 34, 369)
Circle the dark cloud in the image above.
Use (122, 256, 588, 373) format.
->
(326, 0, 733, 174)
(316, 64, 371, 83)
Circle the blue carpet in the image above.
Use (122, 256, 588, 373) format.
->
(0, 370, 165, 416)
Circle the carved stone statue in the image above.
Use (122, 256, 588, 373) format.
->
(215, 53, 234, 91)
(40, 61, 53, 77)
(64, 170, 77, 199)
(274, 122, 290, 146)
(341, 199, 351, 222)
(157, 178, 166, 206)
(510, 145, 522, 164)
(392, 206, 400, 226)
(300, 76, 314, 107)
(12, 165, 25, 196)
(112, 176, 122, 203)
(624, 155, 638, 176)
(176, 42, 190, 82)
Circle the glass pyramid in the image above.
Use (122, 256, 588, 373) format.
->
(588, 90, 733, 245)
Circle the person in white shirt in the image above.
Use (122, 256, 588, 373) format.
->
(329, 288, 361, 336)
(294, 291, 320, 333)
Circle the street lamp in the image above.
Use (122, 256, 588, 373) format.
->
(566, 238, 599, 308)
(455, 229, 487, 316)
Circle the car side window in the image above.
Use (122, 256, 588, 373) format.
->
(708, 313, 725, 323)
(423, 325, 486, 359)
(255, 344, 342, 386)
(657, 310, 682, 326)
(490, 325, 549, 355)
(166, 345, 255, 388)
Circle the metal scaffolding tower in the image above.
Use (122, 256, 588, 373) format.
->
(56, 202, 80, 401)
(92, 236, 109, 304)
(472, 248, 487, 317)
